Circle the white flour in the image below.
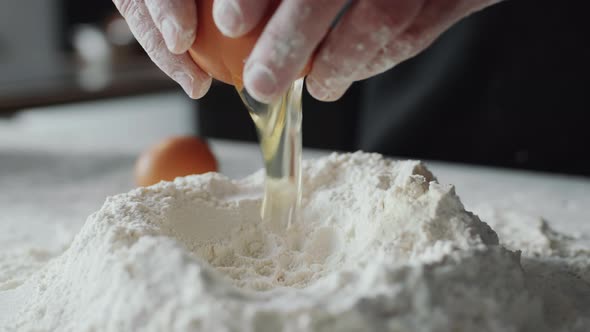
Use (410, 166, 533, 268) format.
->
(1, 152, 589, 331)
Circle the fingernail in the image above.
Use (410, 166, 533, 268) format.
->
(244, 63, 278, 103)
(174, 73, 196, 98)
(161, 19, 181, 53)
(306, 77, 331, 101)
(213, 0, 244, 37)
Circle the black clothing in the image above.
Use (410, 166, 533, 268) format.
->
(357, 0, 590, 176)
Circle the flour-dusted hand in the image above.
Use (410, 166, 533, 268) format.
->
(213, 0, 501, 102)
(113, 0, 212, 98)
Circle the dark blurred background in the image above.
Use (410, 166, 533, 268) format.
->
(1, 0, 589, 176)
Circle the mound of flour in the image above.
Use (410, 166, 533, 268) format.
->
(1, 152, 587, 331)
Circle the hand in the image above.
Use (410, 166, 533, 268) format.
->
(212, 0, 501, 103)
(113, 0, 212, 98)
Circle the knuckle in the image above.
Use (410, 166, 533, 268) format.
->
(314, 34, 373, 85)
(143, 32, 166, 56)
(262, 28, 307, 69)
(291, 0, 314, 9)
(363, 51, 394, 77)
(361, 0, 423, 40)
(113, 0, 137, 18)
(362, 39, 417, 78)
(378, 0, 423, 19)
(316, 51, 356, 84)
(168, 68, 188, 82)
(395, 29, 431, 58)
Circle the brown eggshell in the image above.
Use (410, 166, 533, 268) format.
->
(189, 0, 310, 88)
(135, 136, 218, 187)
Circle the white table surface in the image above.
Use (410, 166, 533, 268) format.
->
(1, 92, 589, 254)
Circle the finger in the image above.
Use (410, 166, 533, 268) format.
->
(306, 0, 424, 101)
(145, 0, 198, 54)
(213, 0, 273, 38)
(306, 77, 351, 102)
(358, 0, 502, 80)
(114, 0, 212, 98)
(244, 0, 349, 103)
